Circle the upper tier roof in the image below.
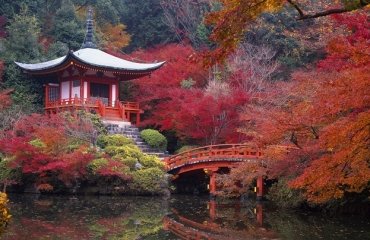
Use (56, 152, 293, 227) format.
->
(15, 48, 165, 74)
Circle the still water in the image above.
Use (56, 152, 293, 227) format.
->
(1, 194, 369, 240)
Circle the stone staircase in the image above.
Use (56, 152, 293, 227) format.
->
(103, 120, 168, 159)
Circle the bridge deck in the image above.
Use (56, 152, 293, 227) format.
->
(165, 144, 263, 173)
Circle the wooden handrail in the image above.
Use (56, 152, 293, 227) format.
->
(45, 98, 142, 123)
(46, 98, 140, 109)
(121, 101, 139, 110)
(116, 100, 126, 119)
(165, 144, 263, 171)
(96, 99, 106, 117)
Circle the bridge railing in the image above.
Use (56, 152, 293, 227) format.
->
(165, 144, 263, 171)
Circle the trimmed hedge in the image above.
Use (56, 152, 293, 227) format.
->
(140, 129, 167, 151)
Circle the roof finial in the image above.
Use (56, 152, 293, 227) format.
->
(81, 7, 97, 49)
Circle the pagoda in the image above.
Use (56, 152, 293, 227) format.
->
(15, 8, 164, 125)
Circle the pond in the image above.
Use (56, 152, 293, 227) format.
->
(1, 194, 369, 239)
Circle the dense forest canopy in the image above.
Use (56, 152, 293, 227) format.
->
(0, 0, 368, 209)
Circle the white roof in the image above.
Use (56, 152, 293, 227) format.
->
(15, 48, 165, 72)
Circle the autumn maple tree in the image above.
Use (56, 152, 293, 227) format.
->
(205, 0, 370, 62)
(288, 13, 370, 203)
(100, 23, 131, 51)
(236, 12, 370, 204)
(0, 113, 97, 190)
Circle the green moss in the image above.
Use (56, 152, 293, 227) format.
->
(140, 129, 167, 151)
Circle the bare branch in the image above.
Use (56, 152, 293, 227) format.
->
(286, 0, 304, 18)
(287, 0, 370, 20)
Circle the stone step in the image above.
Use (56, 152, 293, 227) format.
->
(103, 122, 167, 160)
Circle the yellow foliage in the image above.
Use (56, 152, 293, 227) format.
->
(100, 23, 131, 50)
(0, 192, 11, 235)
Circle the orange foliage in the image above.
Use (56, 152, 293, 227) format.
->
(238, 12, 370, 204)
(100, 23, 131, 50)
(205, 0, 282, 64)
(33, 126, 68, 155)
(205, 1, 369, 63)
(217, 161, 267, 197)
(290, 111, 370, 203)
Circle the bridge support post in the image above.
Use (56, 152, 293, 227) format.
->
(256, 203, 263, 226)
(205, 168, 218, 198)
(209, 200, 216, 222)
(256, 176, 264, 201)
(209, 170, 216, 197)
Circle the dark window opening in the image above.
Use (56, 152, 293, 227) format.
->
(48, 86, 60, 102)
(73, 80, 80, 87)
(90, 82, 109, 105)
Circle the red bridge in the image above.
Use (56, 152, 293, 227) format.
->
(164, 144, 265, 198)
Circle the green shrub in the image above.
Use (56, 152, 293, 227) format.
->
(105, 144, 143, 159)
(97, 134, 134, 149)
(88, 158, 109, 174)
(267, 179, 305, 208)
(139, 155, 165, 170)
(119, 157, 138, 171)
(175, 145, 198, 154)
(140, 129, 167, 150)
(129, 167, 167, 194)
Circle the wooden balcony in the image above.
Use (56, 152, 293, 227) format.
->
(45, 97, 142, 124)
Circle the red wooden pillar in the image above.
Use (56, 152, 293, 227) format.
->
(136, 112, 140, 126)
(80, 79, 84, 103)
(257, 175, 264, 200)
(209, 200, 216, 222)
(109, 83, 112, 107)
(44, 84, 49, 108)
(256, 203, 263, 226)
(69, 80, 72, 104)
(209, 170, 217, 197)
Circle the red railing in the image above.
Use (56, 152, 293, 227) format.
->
(45, 98, 141, 123)
(122, 101, 139, 109)
(165, 144, 263, 171)
(116, 100, 125, 119)
(96, 99, 106, 117)
(46, 97, 106, 108)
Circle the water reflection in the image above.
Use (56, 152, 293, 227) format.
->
(164, 200, 277, 240)
(2, 194, 369, 240)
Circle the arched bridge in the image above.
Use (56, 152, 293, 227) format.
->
(164, 144, 265, 197)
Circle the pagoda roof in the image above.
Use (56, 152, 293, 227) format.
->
(15, 48, 165, 75)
